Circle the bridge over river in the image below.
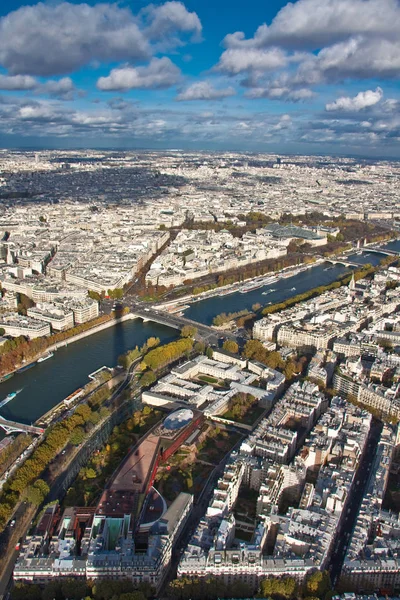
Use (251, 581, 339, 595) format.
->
(129, 304, 239, 344)
(0, 417, 44, 435)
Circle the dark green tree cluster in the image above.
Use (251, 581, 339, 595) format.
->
(64, 408, 159, 508)
(222, 339, 239, 354)
(11, 579, 147, 600)
(257, 571, 331, 600)
(261, 264, 380, 317)
(167, 576, 254, 599)
(213, 309, 250, 326)
(88, 386, 111, 409)
(258, 576, 298, 598)
(180, 325, 198, 338)
(0, 433, 32, 477)
(118, 338, 160, 369)
(17, 293, 35, 316)
(139, 370, 157, 388)
(142, 337, 193, 370)
(26, 479, 50, 506)
(304, 570, 332, 598)
(88, 290, 103, 302)
(243, 339, 285, 369)
(0, 402, 103, 531)
(107, 288, 124, 299)
(225, 392, 256, 420)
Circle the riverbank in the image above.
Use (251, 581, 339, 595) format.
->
(157, 259, 323, 312)
(0, 313, 138, 384)
(0, 318, 178, 427)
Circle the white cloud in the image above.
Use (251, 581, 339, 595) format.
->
(0, 74, 78, 99)
(223, 0, 400, 50)
(141, 1, 202, 42)
(246, 85, 315, 102)
(216, 0, 400, 100)
(0, 2, 202, 77)
(36, 77, 78, 100)
(176, 81, 236, 101)
(97, 57, 181, 91)
(326, 87, 383, 112)
(0, 74, 36, 90)
(316, 38, 400, 80)
(215, 47, 287, 75)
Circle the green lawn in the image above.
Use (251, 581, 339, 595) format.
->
(198, 374, 219, 384)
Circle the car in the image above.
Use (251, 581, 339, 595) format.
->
(15, 543, 20, 551)
(10, 519, 16, 527)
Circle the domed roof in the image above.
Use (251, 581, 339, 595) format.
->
(163, 408, 194, 430)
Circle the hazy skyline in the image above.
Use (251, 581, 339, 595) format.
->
(0, 0, 400, 156)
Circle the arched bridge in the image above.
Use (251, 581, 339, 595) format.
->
(0, 417, 44, 436)
(130, 305, 239, 344)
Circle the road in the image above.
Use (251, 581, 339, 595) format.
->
(101, 298, 241, 347)
(0, 358, 143, 595)
(127, 302, 239, 345)
(327, 418, 383, 586)
(0, 502, 32, 598)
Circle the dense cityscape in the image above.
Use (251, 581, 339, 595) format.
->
(0, 150, 397, 600)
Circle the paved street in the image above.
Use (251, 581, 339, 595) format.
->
(328, 418, 383, 586)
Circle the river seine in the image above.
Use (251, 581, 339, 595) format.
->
(0, 245, 395, 429)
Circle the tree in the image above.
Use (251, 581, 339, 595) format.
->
(259, 576, 297, 599)
(107, 288, 124, 299)
(305, 570, 332, 598)
(84, 467, 97, 479)
(140, 370, 156, 388)
(11, 583, 41, 600)
(70, 426, 86, 446)
(93, 580, 136, 600)
(180, 325, 197, 338)
(222, 340, 239, 354)
(119, 593, 146, 600)
(143, 338, 193, 370)
(60, 579, 89, 600)
(89, 411, 101, 426)
(26, 479, 49, 506)
(88, 290, 102, 302)
(41, 581, 63, 600)
(74, 403, 92, 423)
(99, 406, 110, 420)
(17, 293, 34, 316)
(283, 359, 296, 381)
(145, 336, 160, 349)
(206, 347, 213, 359)
(194, 341, 205, 354)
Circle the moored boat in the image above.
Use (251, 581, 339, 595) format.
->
(37, 351, 54, 363)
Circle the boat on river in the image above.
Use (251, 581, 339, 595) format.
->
(16, 362, 36, 373)
(37, 351, 54, 363)
(0, 372, 14, 383)
(239, 281, 263, 293)
(0, 389, 22, 409)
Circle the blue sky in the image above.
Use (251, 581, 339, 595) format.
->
(0, 0, 399, 155)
